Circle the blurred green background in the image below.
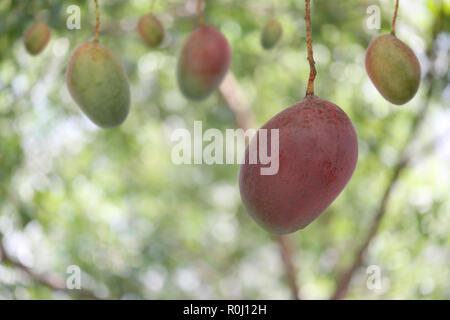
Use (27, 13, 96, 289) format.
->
(0, 0, 449, 299)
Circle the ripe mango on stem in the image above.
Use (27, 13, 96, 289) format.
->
(24, 21, 51, 55)
(177, 25, 231, 101)
(138, 14, 164, 48)
(365, 34, 421, 105)
(261, 19, 282, 50)
(239, 95, 358, 234)
(66, 42, 130, 128)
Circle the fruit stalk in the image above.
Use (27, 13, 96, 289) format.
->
(94, 0, 100, 42)
(197, 0, 204, 26)
(269, 2, 275, 17)
(305, 0, 316, 96)
(150, 0, 156, 13)
(33, 0, 38, 20)
(391, 0, 400, 35)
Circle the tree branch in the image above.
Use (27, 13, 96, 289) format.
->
(276, 235, 301, 300)
(0, 232, 100, 299)
(219, 73, 254, 131)
(331, 77, 435, 300)
(219, 73, 300, 300)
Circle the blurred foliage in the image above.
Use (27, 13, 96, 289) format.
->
(0, 0, 449, 299)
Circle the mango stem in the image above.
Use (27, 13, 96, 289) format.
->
(305, 0, 316, 96)
(33, 0, 38, 21)
(94, 0, 100, 42)
(391, 0, 400, 35)
(150, 0, 156, 13)
(197, 0, 205, 26)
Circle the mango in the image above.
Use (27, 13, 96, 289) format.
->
(24, 21, 51, 55)
(177, 25, 231, 100)
(138, 14, 164, 48)
(261, 19, 282, 50)
(365, 34, 421, 105)
(66, 42, 130, 128)
(239, 95, 358, 234)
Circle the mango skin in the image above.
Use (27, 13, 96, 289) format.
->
(261, 19, 283, 50)
(66, 42, 130, 128)
(138, 14, 164, 48)
(366, 34, 421, 105)
(239, 96, 358, 234)
(24, 21, 51, 55)
(177, 25, 231, 101)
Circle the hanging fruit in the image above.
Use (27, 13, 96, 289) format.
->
(239, 0, 358, 234)
(261, 19, 283, 50)
(66, 0, 130, 129)
(138, 0, 164, 48)
(24, 1, 51, 55)
(177, 0, 231, 100)
(365, 0, 421, 105)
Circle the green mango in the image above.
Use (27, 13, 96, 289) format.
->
(177, 25, 231, 101)
(366, 34, 421, 105)
(24, 21, 51, 55)
(138, 14, 164, 48)
(66, 42, 130, 128)
(261, 19, 282, 50)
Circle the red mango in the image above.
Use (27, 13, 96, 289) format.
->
(239, 95, 358, 234)
(177, 25, 231, 100)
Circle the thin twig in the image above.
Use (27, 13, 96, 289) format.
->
(391, 0, 400, 35)
(0, 235, 64, 291)
(33, 0, 38, 20)
(94, 0, 100, 42)
(305, 0, 316, 96)
(276, 235, 300, 300)
(197, 0, 204, 26)
(269, 2, 275, 17)
(219, 73, 254, 131)
(150, 0, 156, 13)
